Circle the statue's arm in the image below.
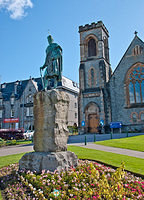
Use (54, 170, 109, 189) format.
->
(40, 65, 47, 70)
(58, 45, 62, 52)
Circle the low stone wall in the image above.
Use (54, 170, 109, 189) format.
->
(68, 133, 144, 144)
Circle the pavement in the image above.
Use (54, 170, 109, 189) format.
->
(0, 142, 144, 159)
(0, 143, 34, 157)
(71, 143, 144, 159)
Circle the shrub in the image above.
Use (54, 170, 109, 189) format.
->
(0, 138, 6, 147)
(6, 140, 17, 146)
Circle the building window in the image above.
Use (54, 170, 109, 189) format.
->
(26, 94, 33, 103)
(0, 110, 2, 118)
(126, 64, 144, 105)
(29, 107, 33, 116)
(131, 113, 137, 123)
(88, 38, 96, 57)
(91, 68, 94, 86)
(0, 122, 2, 129)
(26, 107, 33, 116)
(0, 99, 2, 106)
(104, 37, 109, 62)
(75, 103, 77, 108)
(140, 112, 144, 122)
(26, 107, 29, 116)
(75, 113, 77, 118)
(11, 97, 14, 105)
(1, 83, 6, 89)
(88, 67, 96, 87)
(11, 108, 14, 117)
(133, 45, 142, 56)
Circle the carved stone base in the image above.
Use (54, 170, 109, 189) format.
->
(19, 151, 78, 173)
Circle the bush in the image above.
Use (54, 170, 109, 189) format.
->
(0, 138, 5, 147)
(6, 140, 17, 146)
(68, 125, 78, 135)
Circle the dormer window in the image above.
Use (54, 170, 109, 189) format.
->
(133, 45, 142, 56)
(2, 83, 6, 89)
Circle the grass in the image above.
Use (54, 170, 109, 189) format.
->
(94, 135, 144, 151)
(0, 152, 26, 168)
(0, 145, 144, 175)
(14, 140, 32, 145)
(0, 140, 32, 148)
(68, 146, 144, 175)
(0, 191, 2, 200)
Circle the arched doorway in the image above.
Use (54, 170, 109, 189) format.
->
(85, 102, 100, 133)
(88, 113, 99, 133)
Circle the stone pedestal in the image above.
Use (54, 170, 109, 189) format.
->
(19, 151, 78, 173)
(33, 89, 69, 152)
(19, 90, 78, 173)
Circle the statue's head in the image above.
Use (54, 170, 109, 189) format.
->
(47, 35, 53, 44)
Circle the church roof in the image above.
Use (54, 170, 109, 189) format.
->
(111, 34, 144, 77)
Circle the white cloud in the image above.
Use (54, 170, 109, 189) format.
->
(0, 0, 33, 19)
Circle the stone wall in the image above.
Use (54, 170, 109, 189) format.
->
(109, 36, 144, 130)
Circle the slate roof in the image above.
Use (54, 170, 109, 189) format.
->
(1, 80, 28, 101)
(111, 35, 144, 77)
(0, 76, 79, 101)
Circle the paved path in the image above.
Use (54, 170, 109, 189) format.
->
(0, 144, 33, 157)
(71, 143, 144, 159)
(0, 143, 144, 159)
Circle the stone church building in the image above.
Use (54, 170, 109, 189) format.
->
(78, 21, 144, 133)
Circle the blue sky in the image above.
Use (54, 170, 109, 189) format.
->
(0, 0, 144, 84)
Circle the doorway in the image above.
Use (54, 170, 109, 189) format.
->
(88, 113, 99, 133)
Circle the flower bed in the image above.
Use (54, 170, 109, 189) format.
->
(0, 160, 144, 200)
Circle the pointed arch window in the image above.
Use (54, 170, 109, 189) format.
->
(126, 64, 144, 105)
(129, 82, 135, 103)
(88, 38, 96, 57)
(131, 113, 137, 123)
(140, 112, 144, 122)
(88, 67, 96, 87)
(91, 68, 94, 86)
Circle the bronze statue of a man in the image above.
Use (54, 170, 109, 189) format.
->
(40, 35, 62, 89)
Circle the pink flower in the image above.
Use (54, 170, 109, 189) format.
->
(92, 196, 97, 199)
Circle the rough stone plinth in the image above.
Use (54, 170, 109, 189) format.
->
(19, 151, 78, 173)
(33, 89, 69, 152)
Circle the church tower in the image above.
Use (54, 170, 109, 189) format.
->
(78, 21, 112, 133)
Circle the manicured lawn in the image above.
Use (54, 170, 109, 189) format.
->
(0, 191, 2, 200)
(0, 152, 26, 168)
(68, 146, 144, 175)
(0, 145, 144, 175)
(0, 139, 32, 148)
(14, 140, 32, 145)
(95, 135, 144, 152)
